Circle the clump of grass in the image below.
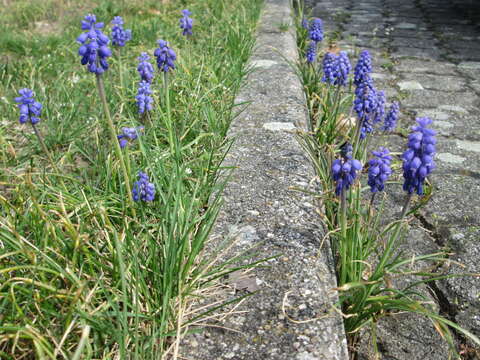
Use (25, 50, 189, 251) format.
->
(292, 9, 480, 359)
(0, 0, 263, 358)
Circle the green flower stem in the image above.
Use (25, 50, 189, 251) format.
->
(95, 73, 135, 212)
(163, 72, 176, 157)
(117, 48, 125, 96)
(339, 188, 348, 285)
(400, 192, 413, 218)
(31, 123, 67, 190)
(31, 124, 56, 172)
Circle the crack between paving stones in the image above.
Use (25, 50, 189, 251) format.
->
(415, 212, 480, 357)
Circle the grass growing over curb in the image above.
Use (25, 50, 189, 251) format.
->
(0, 0, 263, 358)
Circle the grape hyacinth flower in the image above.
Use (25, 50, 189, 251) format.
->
(383, 101, 400, 131)
(154, 40, 177, 73)
(136, 81, 153, 115)
(137, 52, 154, 83)
(402, 117, 436, 196)
(117, 126, 143, 148)
(353, 78, 377, 139)
(77, 14, 112, 74)
(332, 147, 363, 196)
(308, 18, 323, 43)
(306, 41, 317, 64)
(15, 88, 59, 172)
(111, 16, 132, 47)
(301, 17, 308, 29)
(335, 51, 351, 86)
(373, 90, 386, 124)
(322, 52, 337, 84)
(354, 50, 372, 86)
(15, 88, 42, 125)
(368, 147, 392, 193)
(321, 52, 351, 86)
(133, 171, 156, 202)
(179, 9, 193, 36)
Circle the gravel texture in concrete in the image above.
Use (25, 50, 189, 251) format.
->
(181, 1, 349, 358)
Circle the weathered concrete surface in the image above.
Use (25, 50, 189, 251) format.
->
(305, 0, 480, 358)
(181, 0, 349, 359)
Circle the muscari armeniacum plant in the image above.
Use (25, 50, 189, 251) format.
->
(111, 16, 132, 91)
(137, 52, 155, 83)
(179, 9, 193, 37)
(77, 13, 134, 207)
(154, 39, 177, 155)
(15, 89, 57, 170)
(136, 80, 153, 123)
(295, 17, 480, 353)
(132, 171, 155, 202)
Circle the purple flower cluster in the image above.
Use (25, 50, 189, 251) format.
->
(137, 52, 154, 83)
(179, 9, 193, 36)
(367, 147, 392, 193)
(353, 78, 377, 138)
(383, 101, 400, 131)
(322, 52, 337, 83)
(354, 50, 372, 86)
(15, 89, 42, 125)
(301, 17, 308, 29)
(133, 171, 156, 202)
(117, 126, 143, 148)
(111, 16, 132, 47)
(154, 40, 176, 73)
(402, 117, 436, 195)
(321, 52, 351, 86)
(136, 81, 153, 114)
(373, 90, 386, 124)
(332, 143, 362, 196)
(306, 41, 317, 64)
(77, 14, 112, 74)
(308, 18, 323, 43)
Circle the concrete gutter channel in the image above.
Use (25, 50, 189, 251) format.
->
(182, 0, 349, 359)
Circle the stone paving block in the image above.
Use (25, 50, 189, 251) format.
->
(390, 46, 442, 60)
(401, 89, 478, 109)
(395, 58, 458, 75)
(399, 73, 467, 92)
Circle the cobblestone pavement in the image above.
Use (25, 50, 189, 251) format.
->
(306, 0, 480, 358)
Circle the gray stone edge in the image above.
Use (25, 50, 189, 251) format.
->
(181, 0, 349, 358)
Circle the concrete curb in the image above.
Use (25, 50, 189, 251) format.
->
(182, 0, 349, 358)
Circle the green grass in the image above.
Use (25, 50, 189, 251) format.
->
(0, 0, 263, 358)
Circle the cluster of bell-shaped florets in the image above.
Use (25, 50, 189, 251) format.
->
(117, 126, 143, 148)
(367, 147, 392, 193)
(133, 171, 156, 202)
(382, 101, 400, 131)
(154, 40, 177, 73)
(15, 88, 42, 125)
(136, 81, 153, 114)
(137, 52, 155, 83)
(332, 143, 363, 196)
(308, 18, 324, 43)
(353, 50, 372, 86)
(402, 117, 436, 195)
(179, 9, 193, 36)
(321, 51, 351, 86)
(306, 41, 317, 64)
(353, 77, 378, 138)
(111, 16, 132, 47)
(77, 14, 112, 74)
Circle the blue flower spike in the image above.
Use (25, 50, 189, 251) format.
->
(132, 171, 156, 202)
